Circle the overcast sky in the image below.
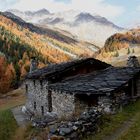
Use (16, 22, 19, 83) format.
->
(0, 0, 140, 27)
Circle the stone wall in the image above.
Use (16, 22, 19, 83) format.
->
(98, 96, 113, 113)
(25, 79, 49, 116)
(51, 90, 75, 118)
(49, 108, 102, 140)
(98, 92, 129, 113)
(25, 77, 140, 118)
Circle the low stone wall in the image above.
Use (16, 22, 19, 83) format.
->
(33, 108, 102, 140)
(49, 108, 102, 140)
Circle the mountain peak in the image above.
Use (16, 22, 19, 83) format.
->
(75, 12, 96, 23)
(77, 12, 95, 19)
(34, 8, 50, 15)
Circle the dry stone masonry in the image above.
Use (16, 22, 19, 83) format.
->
(32, 108, 102, 140)
(25, 79, 49, 116)
(51, 90, 75, 117)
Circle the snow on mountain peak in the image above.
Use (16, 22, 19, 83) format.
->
(7, 9, 124, 47)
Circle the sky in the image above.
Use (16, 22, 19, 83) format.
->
(0, 0, 140, 27)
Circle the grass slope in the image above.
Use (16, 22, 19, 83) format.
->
(118, 108, 140, 140)
(85, 100, 140, 140)
(0, 89, 25, 140)
(0, 109, 18, 140)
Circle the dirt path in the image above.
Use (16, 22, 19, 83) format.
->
(11, 106, 29, 126)
(0, 88, 26, 111)
(103, 117, 136, 140)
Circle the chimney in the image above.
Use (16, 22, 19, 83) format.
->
(30, 57, 38, 73)
(127, 56, 140, 67)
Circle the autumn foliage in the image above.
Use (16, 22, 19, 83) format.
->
(104, 29, 140, 53)
(0, 55, 15, 93)
(0, 12, 93, 93)
(96, 28, 140, 61)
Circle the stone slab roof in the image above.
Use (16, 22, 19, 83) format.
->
(49, 67, 140, 95)
(26, 58, 110, 79)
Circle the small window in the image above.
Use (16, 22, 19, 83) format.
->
(33, 80, 35, 86)
(34, 102, 36, 110)
(25, 84, 28, 93)
(41, 106, 44, 115)
(48, 90, 52, 112)
(40, 80, 43, 89)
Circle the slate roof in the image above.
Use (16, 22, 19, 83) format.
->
(26, 58, 110, 79)
(49, 67, 140, 95)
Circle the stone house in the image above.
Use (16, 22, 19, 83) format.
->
(25, 56, 140, 118)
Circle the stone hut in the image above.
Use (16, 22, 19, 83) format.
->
(25, 57, 140, 118)
(25, 58, 110, 117)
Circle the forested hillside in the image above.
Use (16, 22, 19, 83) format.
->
(0, 23, 45, 93)
(96, 28, 140, 62)
(104, 29, 140, 52)
(0, 12, 94, 93)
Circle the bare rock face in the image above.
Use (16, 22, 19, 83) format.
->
(127, 56, 140, 67)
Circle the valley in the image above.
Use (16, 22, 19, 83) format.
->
(0, 9, 140, 93)
(0, 3, 140, 140)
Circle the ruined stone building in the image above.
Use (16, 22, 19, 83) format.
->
(25, 56, 140, 118)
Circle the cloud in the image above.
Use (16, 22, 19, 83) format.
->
(7, 0, 124, 20)
(70, 0, 125, 19)
(0, 0, 18, 10)
(137, 5, 140, 11)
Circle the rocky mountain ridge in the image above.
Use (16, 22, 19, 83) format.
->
(7, 9, 124, 47)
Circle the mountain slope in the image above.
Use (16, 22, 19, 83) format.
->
(3, 12, 77, 44)
(8, 9, 124, 47)
(0, 13, 49, 92)
(96, 28, 140, 64)
(3, 11, 98, 55)
(0, 11, 100, 92)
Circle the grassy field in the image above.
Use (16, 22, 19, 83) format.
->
(85, 100, 140, 140)
(111, 56, 140, 67)
(118, 109, 140, 140)
(0, 109, 18, 140)
(0, 88, 26, 140)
